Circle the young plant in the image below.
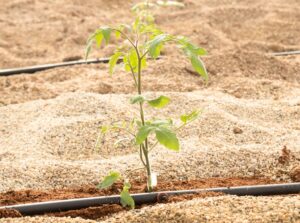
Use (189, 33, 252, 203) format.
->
(86, 0, 208, 208)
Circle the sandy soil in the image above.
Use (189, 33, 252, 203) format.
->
(1, 0, 300, 106)
(0, 0, 300, 222)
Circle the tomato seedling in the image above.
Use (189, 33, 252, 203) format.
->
(86, 0, 208, 208)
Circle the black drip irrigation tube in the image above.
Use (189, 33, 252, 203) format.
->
(0, 58, 116, 76)
(1, 182, 299, 215)
(271, 50, 300, 56)
(0, 50, 299, 76)
(0, 56, 162, 76)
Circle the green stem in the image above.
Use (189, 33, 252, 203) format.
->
(112, 29, 136, 49)
(127, 59, 138, 87)
(139, 145, 147, 167)
(136, 49, 153, 192)
(142, 143, 152, 191)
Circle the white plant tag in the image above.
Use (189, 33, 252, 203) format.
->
(150, 172, 157, 187)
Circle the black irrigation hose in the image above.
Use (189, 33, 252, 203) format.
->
(0, 50, 299, 76)
(0, 56, 162, 76)
(0, 50, 298, 76)
(271, 50, 300, 56)
(1, 182, 299, 215)
(0, 58, 117, 76)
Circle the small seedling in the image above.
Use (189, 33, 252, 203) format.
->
(86, 0, 208, 208)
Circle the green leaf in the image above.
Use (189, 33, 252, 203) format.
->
(85, 26, 113, 60)
(123, 55, 131, 72)
(149, 43, 163, 58)
(124, 49, 147, 73)
(115, 30, 121, 39)
(147, 95, 170, 108)
(136, 125, 155, 144)
(176, 36, 208, 80)
(140, 24, 162, 35)
(155, 127, 180, 151)
(129, 49, 138, 70)
(195, 47, 207, 56)
(177, 37, 207, 57)
(94, 32, 104, 47)
(120, 182, 135, 209)
(148, 34, 171, 58)
(130, 95, 146, 104)
(185, 43, 207, 56)
(151, 119, 173, 127)
(101, 27, 112, 44)
(190, 55, 208, 81)
(125, 49, 138, 72)
(133, 17, 140, 31)
(109, 51, 122, 75)
(97, 171, 120, 189)
(180, 110, 201, 124)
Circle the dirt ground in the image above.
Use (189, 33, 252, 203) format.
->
(0, 0, 300, 222)
(1, 0, 300, 106)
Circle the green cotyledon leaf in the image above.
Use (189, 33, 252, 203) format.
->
(180, 110, 201, 124)
(97, 171, 120, 189)
(147, 95, 170, 108)
(120, 182, 135, 209)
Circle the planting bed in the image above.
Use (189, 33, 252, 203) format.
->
(0, 0, 300, 222)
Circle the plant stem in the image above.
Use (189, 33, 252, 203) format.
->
(136, 49, 153, 192)
(127, 59, 138, 87)
(139, 145, 147, 167)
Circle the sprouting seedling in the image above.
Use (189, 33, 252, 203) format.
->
(97, 171, 135, 209)
(86, 0, 208, 208)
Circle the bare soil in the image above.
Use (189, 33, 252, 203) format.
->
(0, 0, 300, 106)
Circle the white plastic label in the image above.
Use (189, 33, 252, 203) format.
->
(150, 172, 157, 187)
